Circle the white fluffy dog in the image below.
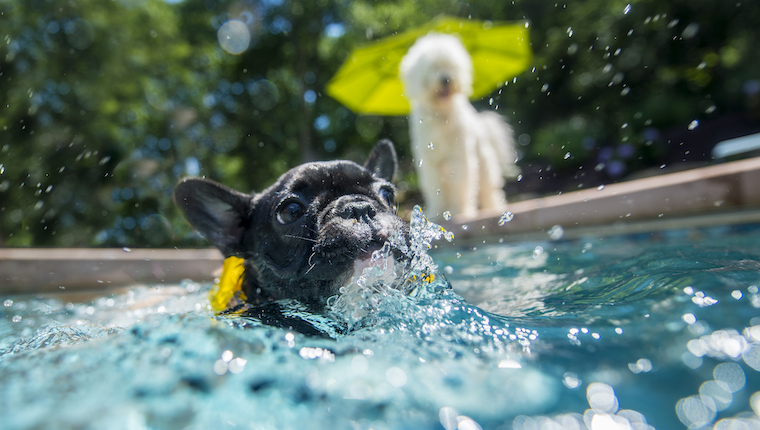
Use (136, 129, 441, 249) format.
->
(400, 33, 519, 218)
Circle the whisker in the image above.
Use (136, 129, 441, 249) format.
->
(305, 252, 317, 274)
(285, 234, 318, 243)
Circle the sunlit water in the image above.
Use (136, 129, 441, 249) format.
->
(3, 217, 760, 429)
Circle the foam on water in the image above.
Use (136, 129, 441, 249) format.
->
(3, 219, 760, 429)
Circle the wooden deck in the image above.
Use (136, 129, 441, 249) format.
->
(3, 156, 760, 295)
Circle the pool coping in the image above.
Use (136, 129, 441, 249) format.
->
(3, 156, 760, 295)
(0, 248, 223, 296)
(441, 156, 760, 243)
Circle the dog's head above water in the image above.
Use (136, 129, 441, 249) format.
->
(399, 33, 473, 108)
(174, 140, 409, 309)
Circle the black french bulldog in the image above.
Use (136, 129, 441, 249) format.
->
(174, 140, 409, 313)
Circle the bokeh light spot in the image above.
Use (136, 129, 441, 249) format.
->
(217, 20, 250, 55)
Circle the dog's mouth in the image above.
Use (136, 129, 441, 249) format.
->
(344, 240, 402, 289)
(351, 253, 397, 281)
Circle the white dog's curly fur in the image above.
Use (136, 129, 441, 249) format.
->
(400, 33, 519, 218)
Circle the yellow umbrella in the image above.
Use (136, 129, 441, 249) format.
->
(325, 16, 532, 116)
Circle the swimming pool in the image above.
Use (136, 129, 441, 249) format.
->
(2, 217, 760, 429)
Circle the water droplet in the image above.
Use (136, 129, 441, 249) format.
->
(688, 120, 699, 130)
(597, 185, 605, 190)
(428, 142, 434, 150)
(564, 152, 571, 160)
(12, 315, 22, 323)
(624, 4, 631, 14)
(533, 246, 544, 259)
(461, 224, 468, 230)
(418, 159, 424, 167)
(3, 299, 13, 307)
(498, 211, 514, 226)
(548, 225, 564, 240)
(0, 164, 4, 174)
(563, 372, 582, 389)
(419, 118, 423, 124)
(122, 247, 132, 253)
(540, 84, 549, 92)
(443, 211, 452, 221)
(489, 98, 494, 105)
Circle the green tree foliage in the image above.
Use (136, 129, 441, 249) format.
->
(1, 0, 758, 247)
(0, 0, 224, 246)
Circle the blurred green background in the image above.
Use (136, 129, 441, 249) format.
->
(1, 0, 759, 247)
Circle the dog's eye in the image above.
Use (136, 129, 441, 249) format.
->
(378, 187, 395, 206)
(276, 201, 305, 224)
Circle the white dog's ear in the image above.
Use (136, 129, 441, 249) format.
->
(399, 47, 424, 101)
(174, 178, 251, 256)
(364, 139, 398, 182)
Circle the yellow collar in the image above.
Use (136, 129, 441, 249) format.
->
(208, 256, 247, 312)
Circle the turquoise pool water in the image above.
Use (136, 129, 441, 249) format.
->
(2, 219, 760, 429)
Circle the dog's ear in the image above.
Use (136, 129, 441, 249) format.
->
(364, 139, 398, 182)
(174, 178, 250, 256)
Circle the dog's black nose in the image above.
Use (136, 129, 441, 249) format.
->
(340, 201, 377, 220)
(440, 75, 451, 88)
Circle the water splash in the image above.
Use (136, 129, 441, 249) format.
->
(498, 211, 514, 225)
(327, 205, 454, 328)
